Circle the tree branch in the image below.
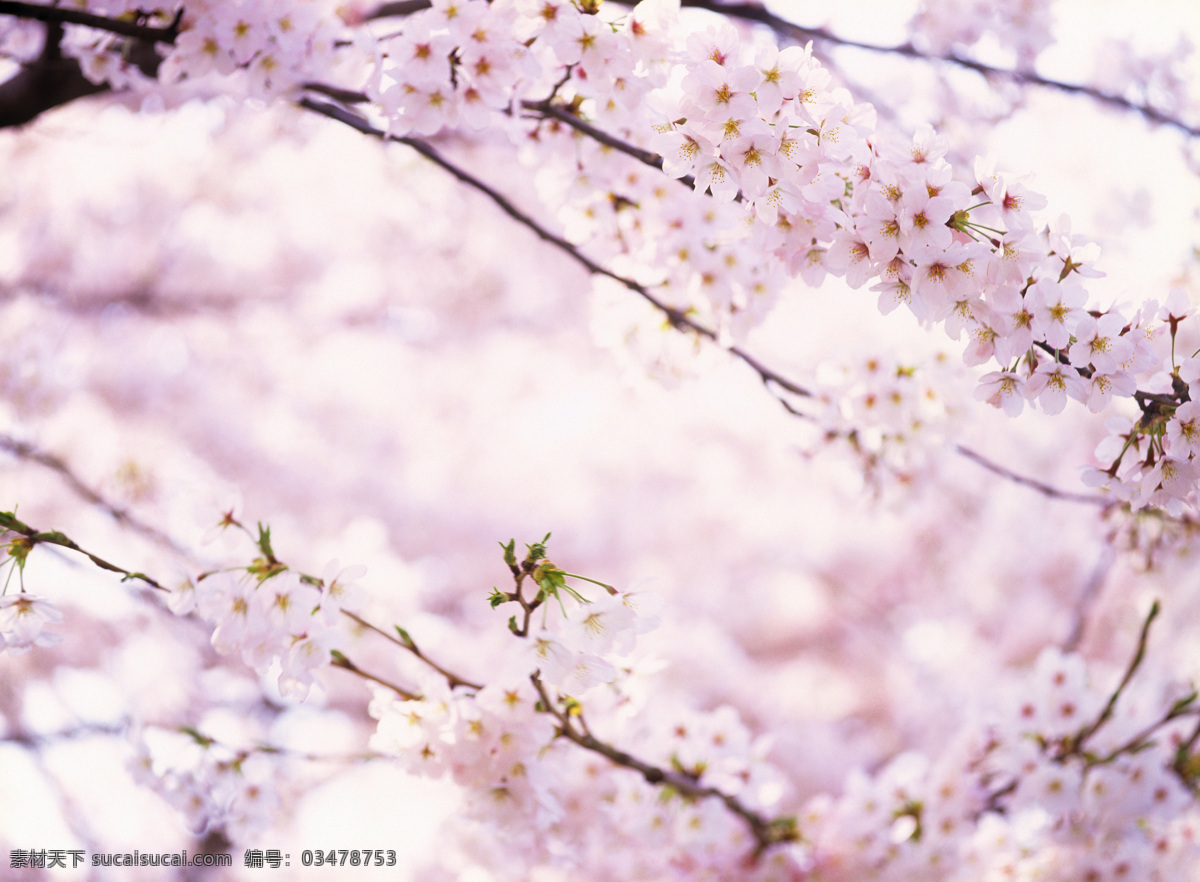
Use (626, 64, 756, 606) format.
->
(530, 673, 796, 856)
(341, 608, 483, 691)
(299, 95, 1122, 508)
(0, 21, 105, 128)
(0, 3, 181, 43)
(362, 0, 433, 20)
(0, 509, 168, 592)
(953, 443, 1110, 507)
(1071, 600, 1160, 754)
(0, 433, 186, 553)
(296, 96, 804, 396)
(0, 7, 173, 129)
(678, 0, 1199, 139)
(330, 651, 420, 700)
(522, 98, 696, 188)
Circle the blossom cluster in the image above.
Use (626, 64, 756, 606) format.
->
(331, 0, 1200, 514)
(9, 0, 346, 98)
(6, 2, 1200, 879)
(802, 643, 1200, 880)
(810, 351, 968, 491)
(128, 726, 283, 839)
(368, 588, 651, 825)
(21, 1, 1200, 511)
(521, 13, 1200, 515)
(158, 0, 343, 97)
(7, 505, 1200, 880)
(368, 567, 802, 879)
(168, 556, 364, 700)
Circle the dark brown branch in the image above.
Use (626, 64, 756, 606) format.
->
(531, 673, 796, 856)
(523, 98, 710, 195)
(677, 0, 1199, 139)
(0, 3, 181, 44)
(303, 81, 371, 104)
(0, 11, 170, 128)
(362, 1, 433, 20)
(0, 21, 105, 127)
(522, 100, 660, 166)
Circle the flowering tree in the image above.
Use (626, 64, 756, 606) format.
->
(2, 0, 1200, 878)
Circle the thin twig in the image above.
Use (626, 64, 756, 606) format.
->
(341, 609, 483, 690)
(1071, 600, 1161, 754)
(953, 443, 1110, 506)
(521, 98, 701, 193)
(1091, 698, 1198, 766)
(330, 652, 419, 700)
(677, 0, 1199, 139)
(0, 433, 186, 554)
(0, 510, 168, 592)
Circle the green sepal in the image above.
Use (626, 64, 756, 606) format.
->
(394, 625, 414, 648)
(179, 726, 215, 748)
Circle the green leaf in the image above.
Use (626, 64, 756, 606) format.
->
(507, 615, 520, 635)
(179, 726, 214, 748)
(488, 588, 507, 608)
(394, 625, 414, 648)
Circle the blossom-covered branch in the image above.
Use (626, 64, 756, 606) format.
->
(677, 0, 1200, 139)
(529, 671, 798, 856)
(297, 94, 814, 401)
(300, 91, 1113, 508)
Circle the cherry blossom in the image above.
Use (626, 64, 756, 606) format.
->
(3, 1, 1200, 879)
